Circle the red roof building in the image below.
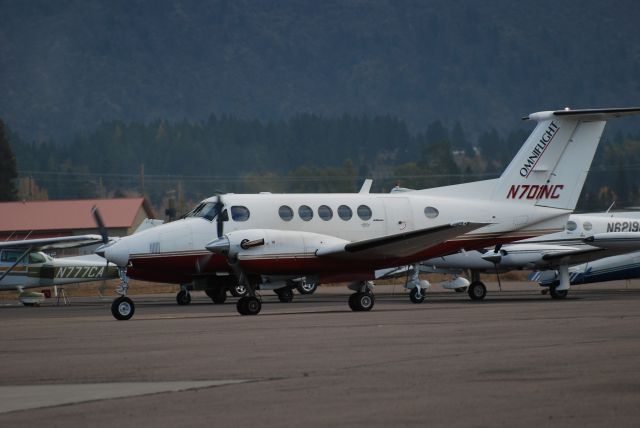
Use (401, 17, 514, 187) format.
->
(0, 198, 155, 244)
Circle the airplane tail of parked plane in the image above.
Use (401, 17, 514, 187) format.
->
(490, 108, 640, 210)
(419, 107, 640, 211)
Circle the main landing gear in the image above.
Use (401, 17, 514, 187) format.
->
(405, 264, 430, 304)
(176, 285, 192, 305)
(467, 271, 487, 301)
(111, 268, 135, 320)
(467, 281, 487, 300)
(296, 280, 318, 295)
(347, 281, 375, 311)
(231, 264, 261, 316)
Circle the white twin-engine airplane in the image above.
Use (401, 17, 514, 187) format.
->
(418, 212, 640, 301)
(97, 107, 640, 320)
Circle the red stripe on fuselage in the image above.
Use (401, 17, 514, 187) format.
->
(125, 233, 539, 284)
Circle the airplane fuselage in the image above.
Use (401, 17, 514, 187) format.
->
(107, 192, 569, 285)
(0, 252, 118, 291)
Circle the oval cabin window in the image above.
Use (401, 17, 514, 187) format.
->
(357, 205, 372, 221)
(583, 221, 592, 231)
(424, 206, 439, 219)
(299, 205, 313, 221)
(338, 205, 353, 221)
(279, 205, 294, 221)
(318, 205, 333, 221)
(566, 221, 577, 231)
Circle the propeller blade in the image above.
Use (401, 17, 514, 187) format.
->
(91, 206, 109, 244)
(216, 195, 225, 238)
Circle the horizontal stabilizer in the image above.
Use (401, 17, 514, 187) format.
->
(524, 107, 640, 121)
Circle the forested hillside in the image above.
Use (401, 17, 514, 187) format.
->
(9, 114, 640, 215)
(2, 0, 640, 141)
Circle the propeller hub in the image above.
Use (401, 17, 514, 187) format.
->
(481, 253, 502, 264)
(206, 236, 230, 254)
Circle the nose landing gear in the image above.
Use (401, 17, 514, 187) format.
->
(111, 267, 135, 320)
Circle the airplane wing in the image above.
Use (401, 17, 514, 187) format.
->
(316, 222, 488, 260)
(539, 243, 640, 267)
(0, 235, 104, 251)
(583, 232, 640, 250)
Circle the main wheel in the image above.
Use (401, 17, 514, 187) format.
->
(409, 287, 425, 304)
(349, 292, 375, 312)
(549, 285, 568, 299)
(467, 281, 487, 301)
(237, 296, 261, 315)
(275, 287, 294, 303)
(230, 284, 248, 297)
(176, 289, 191, 305)
(206, 287, 227, 304)
(296, 281, 318, 295)
(111, 296, 135, 320)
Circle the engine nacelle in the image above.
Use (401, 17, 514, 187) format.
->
(481, 243, 573, 269)
(220, 229, 349, 260)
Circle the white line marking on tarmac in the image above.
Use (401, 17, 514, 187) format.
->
(0, 380, 251, 414)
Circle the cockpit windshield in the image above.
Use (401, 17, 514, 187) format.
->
(184, 201, 220, 221)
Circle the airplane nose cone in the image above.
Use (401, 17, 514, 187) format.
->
(206, 236, 230, 254)
(104, 240, 131, 267)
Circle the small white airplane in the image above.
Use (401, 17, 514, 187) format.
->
(0, 235, 119, 305)
(417, 212, 640, 301)
(96, 107, 640, 320)
(531, 249, 640, 288)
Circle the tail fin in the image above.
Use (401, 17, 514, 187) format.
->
(491, 107, 640, 210)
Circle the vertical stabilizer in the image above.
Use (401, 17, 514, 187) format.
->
(491, 107, 640, 210)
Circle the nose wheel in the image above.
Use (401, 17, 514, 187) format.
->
(409, 287, 425, 303)
(111, 296, 135, 320)
(111, 267, 135, 320)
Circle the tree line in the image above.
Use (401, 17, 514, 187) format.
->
(3, 114, 640, 216)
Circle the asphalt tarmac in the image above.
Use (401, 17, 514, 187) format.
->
(1, 282, 639, 427)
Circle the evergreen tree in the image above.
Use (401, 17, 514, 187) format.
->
(0, 119, 18, 201)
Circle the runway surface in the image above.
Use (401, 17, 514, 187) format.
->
(1, 282, 640, 427)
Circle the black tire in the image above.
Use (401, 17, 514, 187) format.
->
(349, 292, 375, 312)
(409, 287, 425, 304)
(176, 289, 191, 305)
(206, 287, 227, 304)
(296, 281, 317, 295)
(348, 293, 357, 311)
(111, 296, 135, 320)
(549, 285, 568, 299)
(230, 284, 248, 297)
(468, 281, 487, 301)
(275, 287, 294, 303)
(237, 296, 261, 315)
